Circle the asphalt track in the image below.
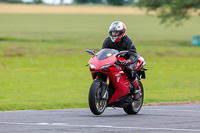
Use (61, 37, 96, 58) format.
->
(0, 105, 200, 133)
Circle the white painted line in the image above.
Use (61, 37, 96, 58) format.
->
(0, 122, 200, 132)
(142, 108, 200, 113)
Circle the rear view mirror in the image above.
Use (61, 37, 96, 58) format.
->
(86, 49, 95, 55)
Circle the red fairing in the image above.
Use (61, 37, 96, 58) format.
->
(89, 54, 129, 104)
(134, 57, 144, 71)
(107, 70, 129, 104)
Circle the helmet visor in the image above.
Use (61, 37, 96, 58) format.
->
(109, 30, 123, 37)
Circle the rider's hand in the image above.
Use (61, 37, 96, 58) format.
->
(121, 60, 131, 66)
(116, 60, 131, 66)
(115, 60, 122, 65)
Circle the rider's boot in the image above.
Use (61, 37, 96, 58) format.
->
(131, 77, 142, 100)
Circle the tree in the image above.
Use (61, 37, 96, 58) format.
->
(107, 0, 124, 6)
(33, 0, 42, 4)
(75, 0, 90, 3)
(0, 0, 22, 3)
(136, 0, 200, 25)
(90, 0, 102, 3)
(75, 0, 103, 4)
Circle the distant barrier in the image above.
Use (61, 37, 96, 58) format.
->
(192, 35, 200, 46)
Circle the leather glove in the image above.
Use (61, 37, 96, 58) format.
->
(115, 60, 131, 66)
(115, 60, 122, 65)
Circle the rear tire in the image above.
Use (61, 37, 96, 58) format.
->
(123, 80, 144, 114)
(88, 81, 107, 115)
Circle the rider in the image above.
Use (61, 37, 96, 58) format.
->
(102, 21, 141, 100)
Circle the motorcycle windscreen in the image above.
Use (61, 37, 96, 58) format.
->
(96, 49, 119, 60)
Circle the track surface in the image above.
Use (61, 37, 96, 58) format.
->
(0, 105, 200, 133)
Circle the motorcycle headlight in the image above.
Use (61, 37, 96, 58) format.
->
(89, 63, 96, 70)
(99, 64, 111, 70)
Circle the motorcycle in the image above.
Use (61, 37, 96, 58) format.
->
(86, 48, 147, 115)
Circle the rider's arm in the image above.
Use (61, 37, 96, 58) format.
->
(128, 44, 138, 63)
(125, 36, 138, 64)
(102, 37, 110, 49)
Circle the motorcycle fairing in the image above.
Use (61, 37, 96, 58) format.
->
(134, 56, 145, 71)
(89, 54, 130, 104)
(107, 71, 129, 104)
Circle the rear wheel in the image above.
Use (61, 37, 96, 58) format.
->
(88, 81, 107, 115)
(123, 80, 144, 114)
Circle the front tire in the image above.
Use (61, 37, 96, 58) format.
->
(88, 81, 107, 115)
(123, 80, 144, 114)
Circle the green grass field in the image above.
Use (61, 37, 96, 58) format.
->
(0, 14, 200, 111)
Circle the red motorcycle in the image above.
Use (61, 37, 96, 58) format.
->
(86, 48, 147, 115)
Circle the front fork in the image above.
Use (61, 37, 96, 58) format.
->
(95, 75, 109, 99)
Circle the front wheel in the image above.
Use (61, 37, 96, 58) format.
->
(123, 80, 144, 114)
(88, 81, 107, 115)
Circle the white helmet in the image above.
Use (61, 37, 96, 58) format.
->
(109, 21, 126, 42)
